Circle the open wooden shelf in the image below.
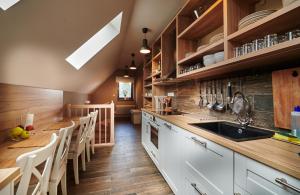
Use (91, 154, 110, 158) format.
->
(178, 39, 224, 65)
(177, 0, 223, 40)
(144, 84, 152, 88)
(227, 2, 300, 42)
(177, 37, 300, 79)
(152, 79, 183, 86)
(151, 71, 161, 77)
(144, 60, 152, 68)
(152, 51, 161, 61)
(144, 75, 152, 81)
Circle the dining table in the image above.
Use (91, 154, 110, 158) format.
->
(0, 117, 80, 193)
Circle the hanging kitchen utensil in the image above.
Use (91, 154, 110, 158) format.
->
(207, 81, 214, 110)
(212, 80, 219, 110)
(232, 91, 251, 116)
(231, 91, 252, 127)
(227, 81, 232, 110)
(216, 80, 225, 111)
(205, 81, 209, 106)
(199, 82, 203, 107)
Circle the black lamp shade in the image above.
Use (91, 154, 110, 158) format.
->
(124, 66, 129, 77)
(129, 60, 137, 70)
(140, 39, 151, 54)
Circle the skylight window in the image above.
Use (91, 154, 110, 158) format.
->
(66, 12, 123, 70)
(0, 0, 20, 10)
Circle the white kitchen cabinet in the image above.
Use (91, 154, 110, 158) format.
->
(157, 118, 183, 194)
(141, 112, 151, 152)
(181, 129, 234, 195)
(234, 153, 300, 195)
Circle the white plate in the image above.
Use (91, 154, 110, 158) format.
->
(239, 10, 276, 25)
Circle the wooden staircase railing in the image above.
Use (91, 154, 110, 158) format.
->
(67, 101, 115, 147)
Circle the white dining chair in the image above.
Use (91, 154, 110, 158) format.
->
(15, 133, 58, 195)
(86, 110, 98, 162)
(67, 115, 91, 184)
(49, 121, 75, 195)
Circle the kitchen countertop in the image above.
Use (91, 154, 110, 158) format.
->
(142, 109, 300, 180)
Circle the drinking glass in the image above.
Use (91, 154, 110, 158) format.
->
(278, 34, 289, 43)
(264, 34, 278, 47)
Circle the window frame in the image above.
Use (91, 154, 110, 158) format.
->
(117, 81, 134, 101)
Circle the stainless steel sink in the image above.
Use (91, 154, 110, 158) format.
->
(189, 121, 275, 142)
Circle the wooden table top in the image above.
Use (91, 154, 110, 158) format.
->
(142, 109, 300, 180)
(0, 119, 79, 188)
(0, 167, 20, 190)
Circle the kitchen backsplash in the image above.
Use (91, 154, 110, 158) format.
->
(166, 72, 275, 129)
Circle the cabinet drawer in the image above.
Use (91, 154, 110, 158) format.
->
(235, 153, 300, 195)
(182, 129, 234, 195)
(142, 111, 153, 120)
(183, 160, 225, 195)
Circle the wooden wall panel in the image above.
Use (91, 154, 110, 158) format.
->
(0, 83, 63, 142)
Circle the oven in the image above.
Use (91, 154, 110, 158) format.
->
(150, 122, 159, 149)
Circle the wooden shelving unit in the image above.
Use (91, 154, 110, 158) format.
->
(227, 1, 300, 42)
(144, 84, 152, 88)
(178, 0, 223, 39)
(144, 75, 152, 81)
(178, 39, 224, 65)
(177, 37, 300, 79)
(143, 0, 300, 108)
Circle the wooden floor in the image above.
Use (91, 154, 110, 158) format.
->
(66, 119, 173, 195)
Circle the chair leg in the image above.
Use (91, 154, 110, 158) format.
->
(73, 156, 79, 184)
(86, 141, 91, 162)
(49, 182, 57, 195)
(81, 149, 86, 171)
(61, 172, 67, 195)
(91, 137, 95, 154)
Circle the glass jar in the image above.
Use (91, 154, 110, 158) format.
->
(243, 43, 253, 55)
(287, 29, 300, 40)
(264, 34, 278, 47)
(234, 46, 244, 57)
(256, 38, 265, 50)
(278, 34, 289, 43)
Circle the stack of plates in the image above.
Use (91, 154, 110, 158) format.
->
(209, 33, 224, 44)
(238, 10, 276, 30)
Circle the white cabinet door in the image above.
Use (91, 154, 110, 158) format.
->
(141, 112, 150, 152)
(235, 153, 300, 195)
(182, 130, 234, 195)
(158, 121, 183, 194)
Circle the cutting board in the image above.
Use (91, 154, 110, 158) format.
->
(272, 67, 300, 129)
(7, 131, 54, 149)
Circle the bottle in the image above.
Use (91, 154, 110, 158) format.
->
(291, 106, 300, 138)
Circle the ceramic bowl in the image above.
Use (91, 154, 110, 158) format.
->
(214, 51, 224, 63)
(203, 54, 216, 66)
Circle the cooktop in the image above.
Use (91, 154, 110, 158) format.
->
(153, 110, 186, 116)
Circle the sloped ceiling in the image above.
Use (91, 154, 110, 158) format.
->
(0, 0, 186, 94)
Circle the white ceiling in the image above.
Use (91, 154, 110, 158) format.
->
(0, 0, 186, 94)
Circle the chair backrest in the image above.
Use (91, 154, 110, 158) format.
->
(51, 121, 75, 180)
(75, 115, 91, 151)
(16, 133, 58, 195)
(86, 110, 98, 139)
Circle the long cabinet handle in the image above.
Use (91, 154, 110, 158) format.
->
(275, 178, 300, 193)
(164, 123, 179, 133)
(164, 123, 172, 129)
(150, 151, 156, 158)
(191, 137, 207, 148)
(191, 183, 207, 195)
